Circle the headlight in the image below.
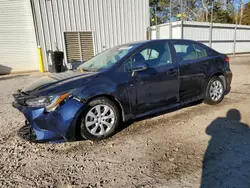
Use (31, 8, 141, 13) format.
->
(25, 92, 71, 112)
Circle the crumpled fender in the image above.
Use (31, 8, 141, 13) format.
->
(21, 99, 85, 142)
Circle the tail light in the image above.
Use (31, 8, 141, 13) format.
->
(225, 56, 230, 62)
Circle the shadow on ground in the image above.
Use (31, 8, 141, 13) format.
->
(201, 109, 250, 188)
(0, 74, 30, 81)
(116, 100, 202, 134)
(16, 100, 203, 144)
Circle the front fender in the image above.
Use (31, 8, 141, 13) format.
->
(74, 78, 132, 122)
(34, 99, 85, 140)
(75, 77, 117, 100)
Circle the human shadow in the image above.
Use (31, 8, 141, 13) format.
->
(201, 109, 250, 188)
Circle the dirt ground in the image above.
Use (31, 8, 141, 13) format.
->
(1, 56, 250, 188)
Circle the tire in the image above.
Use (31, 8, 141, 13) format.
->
(204, 76, 225, 105)
(80, 97, 120, 141)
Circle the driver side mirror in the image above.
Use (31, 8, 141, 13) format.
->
(131, 62, 148, 77)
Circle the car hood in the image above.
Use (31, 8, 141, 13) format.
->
(21, 71, 98, 96)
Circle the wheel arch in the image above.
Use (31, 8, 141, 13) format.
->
(71, 94, 125, 140)
(201, 72, 226, 98)
(208, 72, 226, 90)
(86, 94, 125, 122)
(203, 72, 226, 105)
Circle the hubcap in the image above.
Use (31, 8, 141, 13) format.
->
(85, 105, 115, 136)
(210, 80, 223, 101)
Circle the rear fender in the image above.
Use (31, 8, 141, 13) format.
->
(202, 72, 226, 97)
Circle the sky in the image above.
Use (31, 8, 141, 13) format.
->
(234, 0, 250, 11)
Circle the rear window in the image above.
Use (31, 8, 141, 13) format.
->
(172, 42, 209, 62)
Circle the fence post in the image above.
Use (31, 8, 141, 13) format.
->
(209, 22, 213, 47)
(233, 23, 237, 56)
(169, 22, 172, 39)
(209, 1, 213, 47)
(156, 25, 160, 39)
(181, 19, 184, 39)
(147, 27, 151, 40)
(209, 23, 213, 47)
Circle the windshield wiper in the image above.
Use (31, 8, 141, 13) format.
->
(80, 67, 91, 72)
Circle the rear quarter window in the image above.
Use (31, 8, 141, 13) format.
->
(194, 44, 207, 58)
(202, 44, 220, 57)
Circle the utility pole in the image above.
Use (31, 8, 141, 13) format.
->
(169, 0, 172, 39)
(169, 0, 172, 22)
(181, 0, 183, 21)
(239, 0, 244, 25)
(154, 0, 158, 25)
(180, 0, 184, 39)
(209, 1, 213, 47)
(233, 16, 238, 55)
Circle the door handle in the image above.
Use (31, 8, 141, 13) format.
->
(167, 69, 177, 75)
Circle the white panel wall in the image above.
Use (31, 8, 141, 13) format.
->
(236, 42, 250, 53)
(32, 0, 150, 70)
(151, 21, 250, 54)
(184, 26, 209, 41)
(151, 30, 157, 39)
(172, 27, 182, 39)
(159, 23, 170, 39)
(212, 42, 234, 54)
(212, 28, 234, 41)
(236, 29, 250, 40)
(0, 0, 39, 74)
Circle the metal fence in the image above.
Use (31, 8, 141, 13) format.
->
(150, 21, 250, 55)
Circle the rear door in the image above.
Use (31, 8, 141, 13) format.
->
(171, 41, 210, 101)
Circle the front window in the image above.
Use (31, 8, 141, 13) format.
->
(78, 43, 139, 72)
(125, 42, 172, 71)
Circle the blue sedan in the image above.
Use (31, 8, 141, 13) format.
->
(13, 39, 232, 142)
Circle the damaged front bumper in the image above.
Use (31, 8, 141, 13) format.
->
(13, 95, 85, 143)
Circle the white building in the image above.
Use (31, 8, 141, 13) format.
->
(0, 0, 150, 74)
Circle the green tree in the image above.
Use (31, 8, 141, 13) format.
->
(213, 0, 234, 24)
(149, 0, 237, 25)
(149, 0, 170, 25)
(242, 2, 250, 25)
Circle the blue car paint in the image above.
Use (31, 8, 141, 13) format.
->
(15, 98, 84, 142)
(27, 72, 99, 97)
(12, 39, 232, 142)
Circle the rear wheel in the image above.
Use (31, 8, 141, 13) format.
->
(204, 76, 225, 105)
(80, 97, 120, 141)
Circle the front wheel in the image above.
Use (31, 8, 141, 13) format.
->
(204, 76, 225, 105)
(80, 97, 120, 141)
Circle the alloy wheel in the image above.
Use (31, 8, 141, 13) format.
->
(209, 80, 223, 102)
(85, 105, 115, 136)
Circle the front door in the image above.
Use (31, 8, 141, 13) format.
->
(129, 42, 179, 114)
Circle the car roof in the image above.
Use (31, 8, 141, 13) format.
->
(126, 39, 203, 47)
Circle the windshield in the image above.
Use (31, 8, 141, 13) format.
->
(78, 43, 139, 72)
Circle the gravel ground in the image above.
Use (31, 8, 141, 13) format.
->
(1, 56, 250, 188)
